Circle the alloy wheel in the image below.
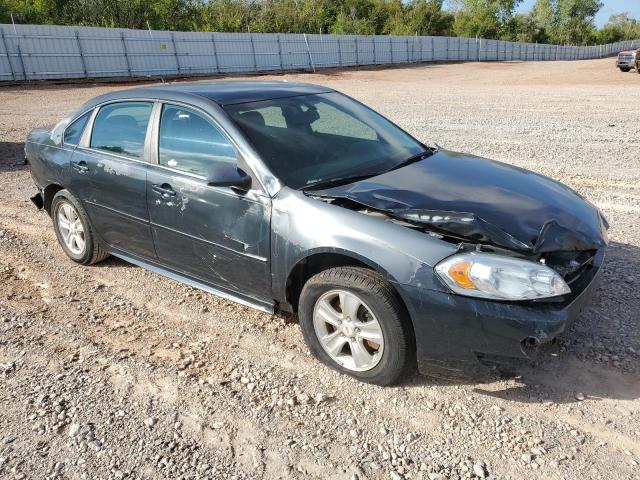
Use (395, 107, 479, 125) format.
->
(312, 289, 385, 372)
(57, 201, 86, 255)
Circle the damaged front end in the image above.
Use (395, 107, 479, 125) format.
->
(307, 149, 608, 293)
(305, 150, 608, 376)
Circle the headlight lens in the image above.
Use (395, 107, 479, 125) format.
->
(435, 253, 570, 300)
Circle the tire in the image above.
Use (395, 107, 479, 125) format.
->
(619, 67, 631, 72)
(51, 189, 109, 265)
(298, 267, 414, 386)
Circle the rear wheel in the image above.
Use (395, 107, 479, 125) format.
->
(298, 267, 414, 385)
(51, 190, 109, 265)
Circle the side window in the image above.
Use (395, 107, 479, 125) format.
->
(159, 104, 236, 176)
(63, 111, 91, 146)
(310, 101, 377, 140)
(90, 101, 153, 159)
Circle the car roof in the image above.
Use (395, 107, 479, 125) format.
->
(161, 81, 335, 105)
(89, 81, 336, 108)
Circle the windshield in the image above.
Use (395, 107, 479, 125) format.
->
(224, 92, 426, 189)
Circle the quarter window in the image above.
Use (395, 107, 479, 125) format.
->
(90, 101, 153, 159)
(159, 104, 236, 177)
(63, 111, 91, 146)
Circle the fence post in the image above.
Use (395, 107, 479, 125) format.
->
(0, 29, 15, 81)
(276, 34, 283, 70)
(74, 30, 88, 78)
(303, 33, 315, 72)
(171, 33, 181, 74)
(120, 32, 131, 77)
(389, 36, 394, 63)
(336, 36, 342, 67)
(431, 36, 435, 61)
(355, 36, 359, 65)
(372, 35, 377, 64)
(446, 36, 449, 60)
(16, 42, 27, 80)
(211, 33, 220, 73)
(406, 37, 410, 63)
(249, 33, 257, 70)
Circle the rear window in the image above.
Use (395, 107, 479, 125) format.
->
(90, 102, 153, 159)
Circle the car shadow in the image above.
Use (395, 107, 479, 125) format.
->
(0, 141, 27, 173)
(97, 238, 639, 404)
(403, 240, 640, 404)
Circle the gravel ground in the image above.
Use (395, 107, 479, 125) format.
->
(0, 58, 639, 480)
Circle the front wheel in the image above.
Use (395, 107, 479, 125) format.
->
(298, 267, 414, 386)
(619, 67, 631, 72)
(51, 190, 109, 265)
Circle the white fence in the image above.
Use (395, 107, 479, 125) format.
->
(1, 23, 638, 81)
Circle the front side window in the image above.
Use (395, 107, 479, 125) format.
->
(158, 104, 236, 177)
(64, 111, 91, 146)
(224, 92, 425, 189)
(90, 101, 153, 159)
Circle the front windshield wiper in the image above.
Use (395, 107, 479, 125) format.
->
(383, 149, 433, 174)
(301, 148, 435, 191)
(301, 173, 379, 191)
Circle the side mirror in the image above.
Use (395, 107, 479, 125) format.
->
(205, 163, 252, 191)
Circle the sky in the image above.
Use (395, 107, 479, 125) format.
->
(516, 0, 640, 27)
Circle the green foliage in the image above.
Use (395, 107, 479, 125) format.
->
(0, 0, 636, 46)
(452, 0, 522, 39)
(594, 12, 640, 44)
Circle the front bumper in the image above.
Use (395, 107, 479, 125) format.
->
(401, 249, 604, 378)
(617, 59, 635, 68)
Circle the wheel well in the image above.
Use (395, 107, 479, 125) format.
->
(43, 184, 64, 214)
(284, 252, 414, 315)
(285, 254, 369, 312)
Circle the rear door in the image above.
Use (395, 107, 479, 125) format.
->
(68, 100, 156, 259)
(146, 102, 272, 299)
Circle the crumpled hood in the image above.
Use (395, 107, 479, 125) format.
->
(311, 150, 608, 254)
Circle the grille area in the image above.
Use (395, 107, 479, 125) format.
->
(543, 250, 597, 285)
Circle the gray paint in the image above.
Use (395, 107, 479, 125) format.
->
(1, 23, 638, 81)
(25, 82, 606, 376)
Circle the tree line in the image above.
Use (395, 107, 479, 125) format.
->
(1, 0, 639, 46)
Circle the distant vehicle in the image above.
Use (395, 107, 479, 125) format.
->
(26, 82, 608, 385)
(617, 50, 638, 72)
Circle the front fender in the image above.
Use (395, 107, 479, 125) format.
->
(270, 188, 457, 303)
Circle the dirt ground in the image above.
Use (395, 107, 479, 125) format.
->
(0, 58, 639, 480)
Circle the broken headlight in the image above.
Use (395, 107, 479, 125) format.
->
(435, 253, 570, 301)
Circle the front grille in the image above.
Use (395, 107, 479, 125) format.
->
(619, 54, 634, 61)
(543, 250, 596, 285)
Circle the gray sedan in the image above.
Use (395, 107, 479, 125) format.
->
(26, 81, 607, 385)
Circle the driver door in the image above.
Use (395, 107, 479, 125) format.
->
(146, 102, 272, 299)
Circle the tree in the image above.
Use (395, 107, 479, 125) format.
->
(0, 0, 634, 45)
(595, 12, 640, 44)
(553, 0, 602, 45)
(528, 0, 554, 42)
(452, 0, 522, 39)
(403, 0, 454, 36)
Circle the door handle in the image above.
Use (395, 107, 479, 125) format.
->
(71, 160, 89, 173)
(151, 183, 177, 197)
